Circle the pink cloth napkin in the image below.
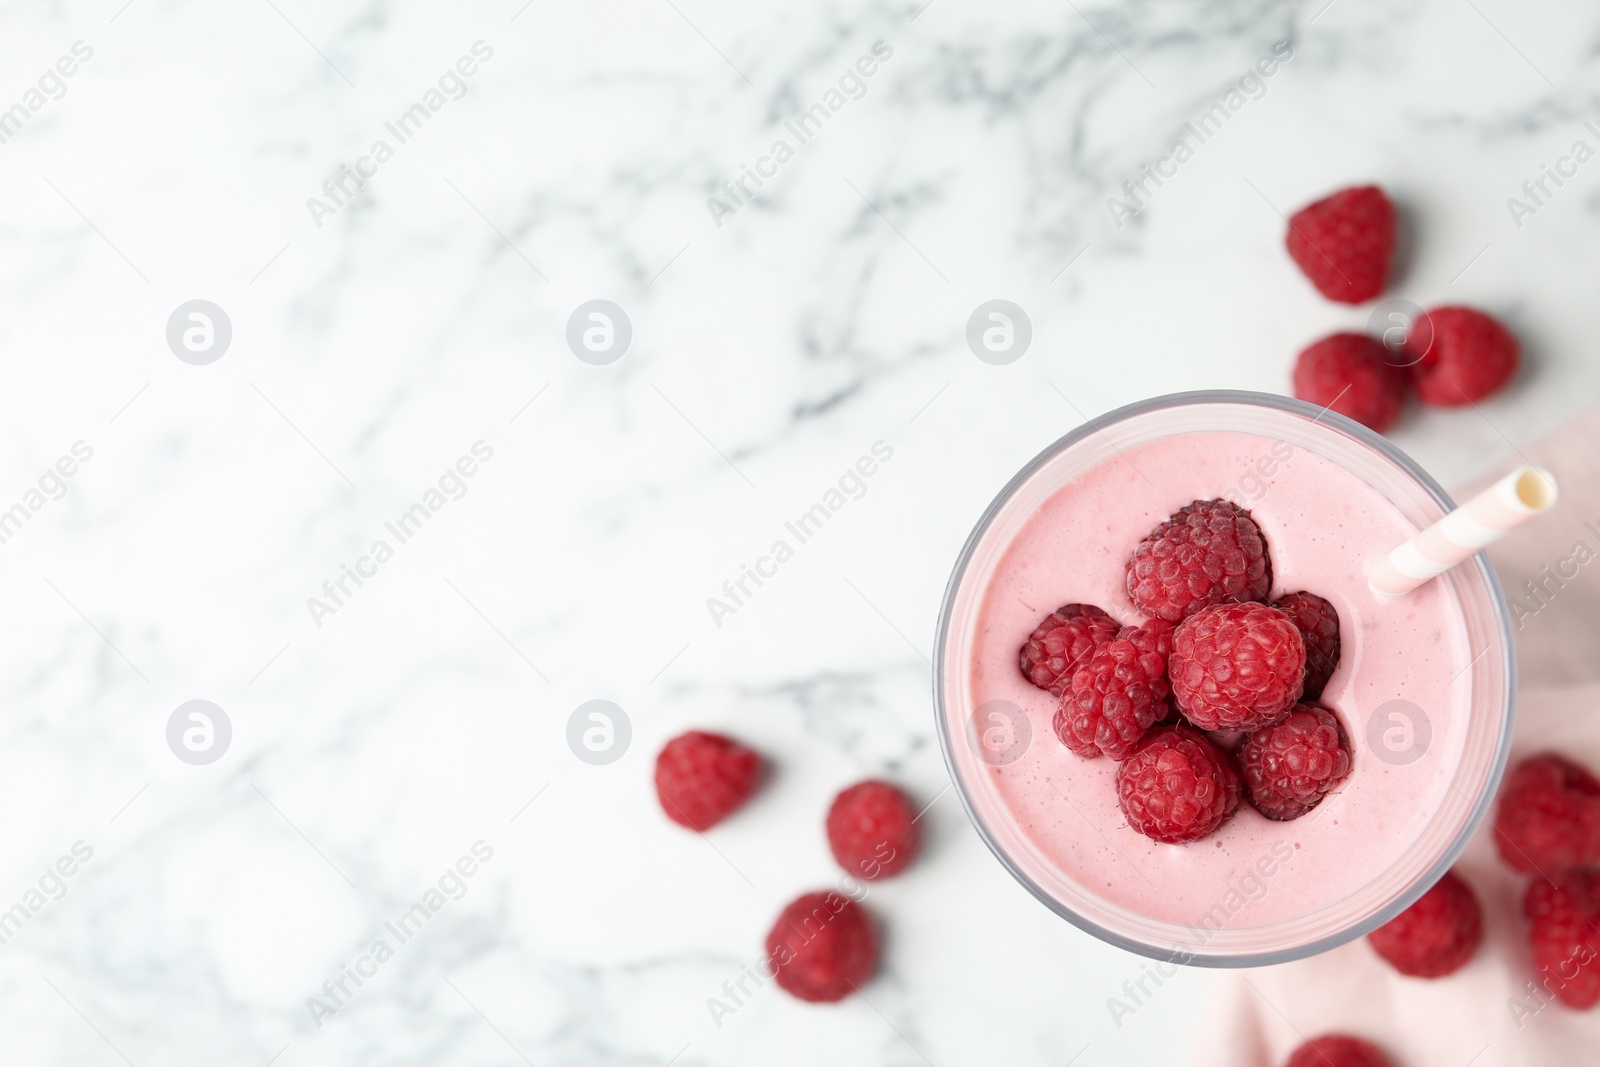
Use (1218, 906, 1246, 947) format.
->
(1193, 406, 1600, 1067)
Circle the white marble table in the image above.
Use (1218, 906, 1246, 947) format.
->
(0, 0, 1593, 1063)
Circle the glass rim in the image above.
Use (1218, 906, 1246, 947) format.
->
(931, 389, 1518, 968)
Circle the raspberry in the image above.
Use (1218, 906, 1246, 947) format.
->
(1291, 332, 1409, 433)
(1056, 619, 1173, 760)
(826, 780, 919, 881)
(1524, 871, 1600, 1009)
(1126, 499, 1272, 623)
(1115, 724, 1241, 844)
(1493, 754, 1600, 874)
(1409, 306, 1520, 406)
(1170, 603, 1305, 731)
(1239, 703, 1351, 820)
(765, 891, 878, 1002)
(1367, 869, 1483, 978)
(1285, 1035, 1393, 1067)
(1271, 591, 1341, 699)
(653, 731, 762, 831)
(1285, 184, 1395, 304)
(1118, 617, 1173, 660)
(1019, 604, 1119, 696)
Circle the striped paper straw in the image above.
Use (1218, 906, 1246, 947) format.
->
(1369, 466, 1559, 599)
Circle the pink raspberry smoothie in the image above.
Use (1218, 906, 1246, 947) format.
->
(942, 419, 1493, 958)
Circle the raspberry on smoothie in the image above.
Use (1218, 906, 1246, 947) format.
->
(1126, 498, 1272, 622)
(1055, 625, 1172, 760)
(1018, 603, 1119, 696)
(1271, 590, 1342, 699)
(1116, 725, 1241, 844)
(1238, 704, 1353, 821)
(1170, 602, 1306, 732)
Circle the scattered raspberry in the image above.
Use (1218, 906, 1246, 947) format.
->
(1285, 184, 1396, 304)
(1524, 871, 1600, 1009)
(765, 891, 878, 1002)
(654, 731, 762, 831)
(826, 780, 920, 881)
(1116, 724, 1241, 844)
(1291, 332, 1409, 432)
(1126, 499, 1272, 623)
(1056, 622, 1173, 760)
(1494, 753, 1600, 874)
(1238, 703, 1351, 820)
(1367, 869, 1483, 978)
(1285, 1035, 1393, 1067)
(1409, 306, 1520, 406)
(1019, 604, 1120, 697)
(1271, 591, 1341, 699)
(1170, 602, 1305, 731)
